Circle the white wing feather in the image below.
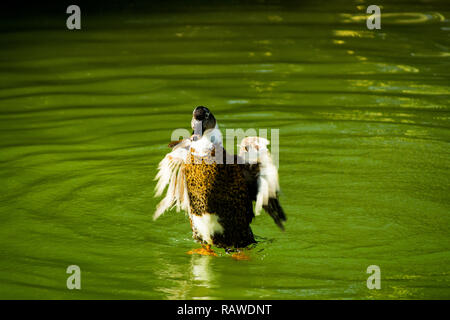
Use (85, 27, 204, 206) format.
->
(153, 139, 191, 220)
(239, 137, 280, 215)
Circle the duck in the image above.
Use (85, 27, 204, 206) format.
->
(154, 106, 286, 257)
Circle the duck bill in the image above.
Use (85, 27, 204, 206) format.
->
(191, 119, 204, 136)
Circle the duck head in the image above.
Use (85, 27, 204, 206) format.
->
(191, 106, 216, 136)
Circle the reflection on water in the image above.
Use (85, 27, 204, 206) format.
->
(190, 255, 218, 300)
(191, 255, 215, 286)
(155, 254, 218, 300)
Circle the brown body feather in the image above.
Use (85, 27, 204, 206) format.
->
(184, 149, 256, 248)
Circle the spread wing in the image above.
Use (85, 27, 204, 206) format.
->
(239, 137, 286, 230)
(153, 139, 191, 220)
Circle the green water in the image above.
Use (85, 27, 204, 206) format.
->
(0, 0, 449, 299)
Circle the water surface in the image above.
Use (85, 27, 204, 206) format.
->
(0, 0, 449, 299)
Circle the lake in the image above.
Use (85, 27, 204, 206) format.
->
(0, 0, 449, 299)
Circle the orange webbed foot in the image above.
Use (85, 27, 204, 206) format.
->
(187, 244, 217, 256)
(231, 251, 250, 261)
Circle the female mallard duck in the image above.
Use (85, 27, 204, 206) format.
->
(154, 106, 286, 256)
